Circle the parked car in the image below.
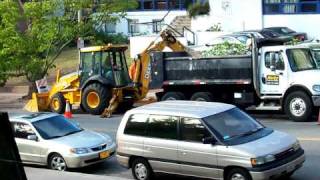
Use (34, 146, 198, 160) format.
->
(117, 101, 305, 180)
(10, 112, 116, 171)
(236, 29, 283, 39)
(191, 34, 251, 52)
(264, 27, 307, 41)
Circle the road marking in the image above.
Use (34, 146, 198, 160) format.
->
(298, 137, 320, 142)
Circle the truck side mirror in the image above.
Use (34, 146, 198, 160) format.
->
(269, 53, 277, 71)
(202, 136, 217, 145)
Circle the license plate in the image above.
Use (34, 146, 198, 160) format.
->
(99, 151, 109, 159)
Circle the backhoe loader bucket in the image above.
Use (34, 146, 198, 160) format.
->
(24, 93, 49, 112)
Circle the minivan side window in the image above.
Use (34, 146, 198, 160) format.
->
(181, 117, 210, 143)
(147, 115, 178, 140)
(124, 114, 148, 136)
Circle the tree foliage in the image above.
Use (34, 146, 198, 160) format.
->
(0, 0, 137, 86)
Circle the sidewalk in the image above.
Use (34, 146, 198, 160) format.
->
(25, 167, 131, 180)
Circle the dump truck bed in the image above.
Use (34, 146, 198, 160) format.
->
(149, 52, 253, 88)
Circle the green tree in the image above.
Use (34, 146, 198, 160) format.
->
(0, 0, 137, 87)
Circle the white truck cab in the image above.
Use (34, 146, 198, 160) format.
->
(258, 45, 320, 121)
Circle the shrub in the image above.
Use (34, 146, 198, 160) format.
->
(89, 31, 129, 45)
(188, 1, 210, 18)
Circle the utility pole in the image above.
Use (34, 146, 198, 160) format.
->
(77, 9, 84, 49)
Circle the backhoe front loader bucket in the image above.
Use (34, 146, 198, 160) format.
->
(24, 93, 49, 112)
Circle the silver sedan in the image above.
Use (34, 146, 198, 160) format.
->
(10, 112, 116, 171)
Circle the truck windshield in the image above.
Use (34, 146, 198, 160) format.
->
(311, 49, 320, 68)
(202, 108, 264, 141)
(286, 48, 317, 72)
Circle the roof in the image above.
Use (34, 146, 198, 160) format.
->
(128, 101, 235, 119)
(80, 44, 128, 53)
(10, 112, 59, 123)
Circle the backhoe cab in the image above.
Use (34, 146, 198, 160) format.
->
(25, 44, 132, 115)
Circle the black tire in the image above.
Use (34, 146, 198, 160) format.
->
(284, 91, 312, 122)
(48, 153, 67, 171)
(81, 83, 111, 115)
(190, 92, 213, 102)
(226, 168, 252, 180)
(50, 93, 66, 114)
(161, 92, 186, 101)
(131, 158, 153, 180)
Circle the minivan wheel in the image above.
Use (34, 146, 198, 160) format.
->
(226, 168, 252, 180)
(131, 158, 153, 180)
(48, 153, 67, 171)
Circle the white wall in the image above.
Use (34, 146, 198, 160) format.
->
(263, 15, 320, 39)
(116, 10, 187, 36)
(192, 0, 263, 32)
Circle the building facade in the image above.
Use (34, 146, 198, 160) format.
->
(192, 0, 320, 39)
(104, 0, 197, 36)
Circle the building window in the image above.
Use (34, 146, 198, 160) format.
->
(143, 0, 154, 9)
(263, 0, 320, 14)
(105, 23, 116, 33)
(152, 19, 163, 33)
(128, 19, 139, 34)
(130, 0, 196, 11)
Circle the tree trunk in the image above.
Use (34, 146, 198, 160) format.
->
(22, 82, 37, 100)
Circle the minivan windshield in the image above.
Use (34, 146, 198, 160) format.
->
(32, 115, 83, 140)
(203, 108, 264, 141)
(287, 48, 317, 72)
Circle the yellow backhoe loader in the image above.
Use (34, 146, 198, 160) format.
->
(25, 30, 186, 117)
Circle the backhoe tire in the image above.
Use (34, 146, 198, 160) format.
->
(161, 92, 186, 101)
(82, 83, 111, 115)
(190, 92, 213, 102)
(284, 91, 312, 122)
(50, 93, 66, 114)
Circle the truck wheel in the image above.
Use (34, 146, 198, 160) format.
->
(82, 83, 110, 115)
(191, 92, 213, 102)
(226, 168, 252, 180)
(50, 93, 66, 114)
(284, 91, 312, 122)
(161, 92, 185, 101)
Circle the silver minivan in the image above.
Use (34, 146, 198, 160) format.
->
(116, 101, 305, 180)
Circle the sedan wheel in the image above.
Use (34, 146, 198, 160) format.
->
(49, 154, 67, 171)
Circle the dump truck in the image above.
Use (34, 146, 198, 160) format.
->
(149, 38, 320, 122)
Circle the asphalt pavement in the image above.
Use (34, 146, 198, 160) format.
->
(5, 109, 320, 180)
